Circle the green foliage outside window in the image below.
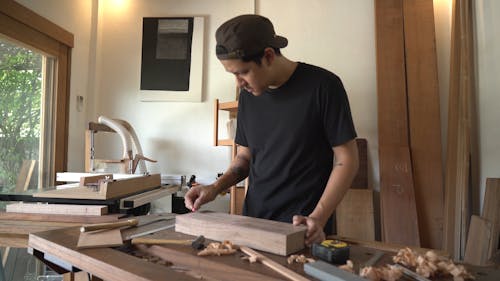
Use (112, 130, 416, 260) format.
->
(0, 39, 42, 191)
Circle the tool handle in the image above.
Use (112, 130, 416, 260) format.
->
(130, 238, 191, 245)
(80, 218, 138, 232)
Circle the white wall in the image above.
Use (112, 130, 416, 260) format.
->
(257, 0, 379, 188)
(14, 0, 499, 212)
(475, 0, 500, 209)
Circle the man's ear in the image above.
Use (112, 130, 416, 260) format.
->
(263, 47, 275, 66)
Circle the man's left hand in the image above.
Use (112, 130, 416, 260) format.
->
(292, 215, 326, 246)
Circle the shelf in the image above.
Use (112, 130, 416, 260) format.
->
(217, 139, 234, 146)
(219, 101, 238, 111)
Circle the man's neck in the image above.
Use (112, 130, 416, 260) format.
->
(269, 57, 298, 89)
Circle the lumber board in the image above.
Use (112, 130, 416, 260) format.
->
(6, 203, 108, 216)
(402, 0, 444, 250)
(379, 146, 420, 246)
(33, 174, 161, 200)
(463, 215, 492, 266)
(375, 0, 409, 147)
(336, 189, 375, 241)
(443, 0, 475, 260)
(0, 212, 124, 223)
(175, 212, 307, 256)
(483, 178, 500, 259)
(28, 227, 197, 281)
(136, 244, 283, 281)
(77, 228, 123, 249)
(79, 173, 113, 187)
(120, 185, 179, 209)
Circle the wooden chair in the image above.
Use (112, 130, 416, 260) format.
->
(14, 159, 36, 192)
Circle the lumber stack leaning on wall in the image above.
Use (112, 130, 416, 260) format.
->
(375, 0, 444, 248)
(443, 0, 478, 260)
(375, 0, 416, 247)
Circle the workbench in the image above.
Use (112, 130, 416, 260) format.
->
(24, 219, 500, 281)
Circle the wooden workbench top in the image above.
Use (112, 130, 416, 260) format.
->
(18, 214, 500, 281)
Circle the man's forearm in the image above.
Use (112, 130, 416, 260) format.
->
(212, 152, 250, 193)
(309, 140, 359, 227)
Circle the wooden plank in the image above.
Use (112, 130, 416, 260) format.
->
(464, 215, 492, 266)
(443, 0, 475, 260)
(351, 138, 368, 189)
(175, 212, 306, 256)
(483, 178, 500, 259)
(336, 189, 375, 241)
(80, 174, 113, 187)
(375, 0, 409, 147)
(77, 228, 123, 249)
(0, 212, 124, 223)
(136, 244, 283, 281)
(379, 146, 420, 246)
(120, 185, 179, 209)
(402, 0, 444, 250)
(29, 228, 197, 281)
(6, 203, 108, 216)
(33, 174, 161, 200)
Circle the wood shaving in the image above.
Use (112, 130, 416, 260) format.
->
(242, 255, 259, 263)
(286, 254, 315, 264)
(393, 247, 474, 281)
(359, 265, 403, 281)
(338, 260, 354, 273)
(197, 240, 238, 256)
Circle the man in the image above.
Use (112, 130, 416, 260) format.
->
(185, 14, 359, 245)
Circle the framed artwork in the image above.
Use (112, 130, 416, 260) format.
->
(140, 16, 204, 102)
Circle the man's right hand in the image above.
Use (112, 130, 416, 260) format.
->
(184, 184, 219, 212)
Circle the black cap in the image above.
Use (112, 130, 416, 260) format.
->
(215, 14, 288, 60)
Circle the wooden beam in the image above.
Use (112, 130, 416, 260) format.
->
(379, 146, 420, 246)
(175, 212, 306, 256)
(463, 215, 492, 266)
(443, 0, 475, 259)
(336, 189, 375, 241)
(402, 0, 444, 250)
(482, 178, 500, 260)
(136, 244, 283, 281)
(6, 203, 108, 216)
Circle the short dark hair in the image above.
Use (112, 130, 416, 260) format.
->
(242, 48, 282, 65)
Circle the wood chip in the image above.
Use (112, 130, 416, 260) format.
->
(197, 240, 238, 256)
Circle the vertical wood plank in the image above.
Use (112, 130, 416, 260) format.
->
(375, 0, 420, 246)
(443, 0, 475, 259)
(336, 189, 375, 241)
(375, 0, 408, 147)
(483, 178, 500, 259)
(379, 146, 420, 246)
(463, 215, 492, 266)
(402, 0, 444, 250)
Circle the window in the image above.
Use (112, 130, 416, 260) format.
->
(0, 2, 73, 190)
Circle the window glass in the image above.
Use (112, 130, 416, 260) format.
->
(0, 36, 55, 195)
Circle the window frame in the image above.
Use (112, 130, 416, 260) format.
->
(0, 0, 73, 185)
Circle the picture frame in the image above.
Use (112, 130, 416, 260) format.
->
(140, 16, 204, 102)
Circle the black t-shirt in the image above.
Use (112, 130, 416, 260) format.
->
(235, 62, 357, 234)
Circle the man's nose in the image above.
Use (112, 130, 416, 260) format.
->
(235, 76, 246, 87)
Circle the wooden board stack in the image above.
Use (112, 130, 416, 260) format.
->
(175, 212, 307, 256)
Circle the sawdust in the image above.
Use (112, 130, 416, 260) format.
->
(197, 240, 238, 256)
